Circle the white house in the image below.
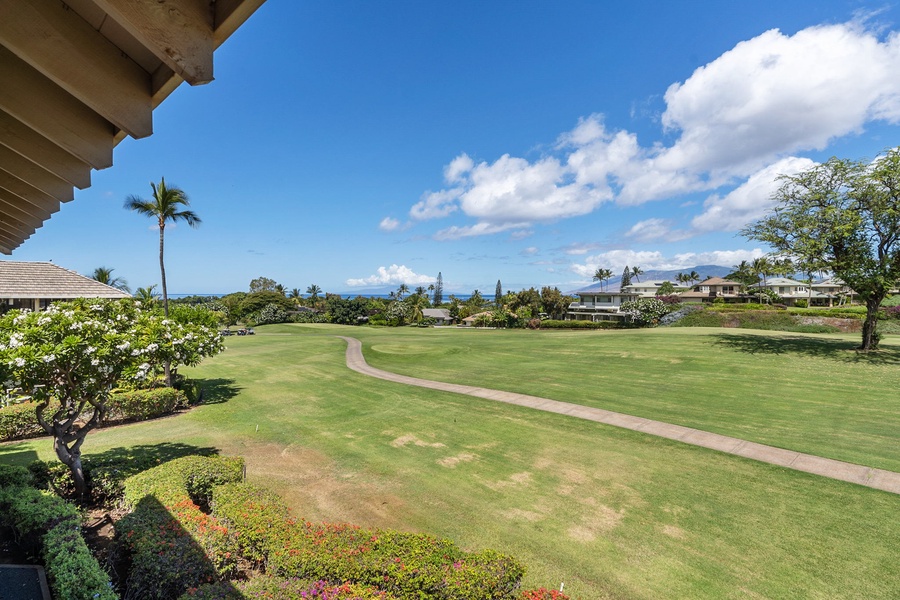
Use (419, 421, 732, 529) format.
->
(566, 290, 639, 322)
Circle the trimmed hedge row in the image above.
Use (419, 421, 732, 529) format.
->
(0, 467, 116, 600)
(537, 320, 621, 330)
(212, 481, 526, 600)
(0, 401, 44, 440)
(1, 387, 190, 442)
(103, 387, 188, 422)
(117, 455, 245, 600)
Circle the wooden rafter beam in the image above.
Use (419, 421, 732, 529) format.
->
(0, 189, 47, 228)
(0, 110, 92, 189)
(0, 145, 74, 203)
(92, 0, 214, 86)
(0, 0, 153, 139)
(0, 46, 115, 170)
(0, 169, 62, 215)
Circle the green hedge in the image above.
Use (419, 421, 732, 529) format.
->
(0, 485, 116, 600)
(117, 455, 244, 600)
(538, 320, 622, 329)
(0, 401, 44, 440)
(181, 577, 396, 599)
(213, 481, 525, 600)
(1, 387, 191, 443)
(104, 387, 187, 422)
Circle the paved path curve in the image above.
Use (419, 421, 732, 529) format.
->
(339, 336, 900, 495)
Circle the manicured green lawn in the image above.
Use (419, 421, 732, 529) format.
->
(2, 325, 898, 599)
(345, 325, 900, 472)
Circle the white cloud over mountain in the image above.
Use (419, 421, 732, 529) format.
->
(400, 20, 900, 239)
(569, 248, 767, 278)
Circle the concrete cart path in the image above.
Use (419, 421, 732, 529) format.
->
(339, 336, 900, 495)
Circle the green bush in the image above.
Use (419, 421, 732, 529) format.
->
(0, 463, 32, 487)
(104, 387, 188, 422)
(0, 401, 44, 441)
(538, 320, 621, 329)
(181, 577, 397, 599)
(212, 480, 525, 600)
(117, 455, 244, 599)
(0, 485, 116, 600)
(786, 307, 866, 319)
(212, 482, 290, 565)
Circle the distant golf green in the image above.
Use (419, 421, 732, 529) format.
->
(2, 324, 897, 599)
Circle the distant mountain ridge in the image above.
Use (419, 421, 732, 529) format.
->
(568, 265, 735, 294)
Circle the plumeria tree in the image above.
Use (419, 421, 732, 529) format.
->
(0, 299, 224, 497)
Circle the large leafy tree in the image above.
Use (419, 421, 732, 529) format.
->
(125, 178, 201, 318)
(91, 266, 130, 293)
(744, 151, 900, 350)
(0, 299, 223, 497)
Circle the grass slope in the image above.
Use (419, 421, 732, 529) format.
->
(1, 325, 898, 599)
(346, 326, 900, 472)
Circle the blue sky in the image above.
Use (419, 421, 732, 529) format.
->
(11, 1, 900, 295)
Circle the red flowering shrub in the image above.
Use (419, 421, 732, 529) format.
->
(213, 480, 525, 599)
(519, 588, 571, 600)
(181, 576, 397, 599)
(116, 455, 244, 599)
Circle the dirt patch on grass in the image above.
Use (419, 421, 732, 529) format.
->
(660, 524, 686, 539)
(567, 505, 624, 542)
(244, 443, 410, 529)
(437, 452, 477, 468)
(390, 434, 446, 449)
(501, 508, 545, 522)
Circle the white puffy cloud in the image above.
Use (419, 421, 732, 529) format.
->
(520, 246, 539, 256)
(659, 23, 900, 177)
(691, 156, 816, 233)
(346, 265, 436, 287)
(410, 20, 900, 238)
(379, 217, 401, 231)
(570, 248, 766, 278)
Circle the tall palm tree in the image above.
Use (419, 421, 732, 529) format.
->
(631, 266, 644, 283)
(688, 270, 700, 285)
(592, 267, 613, 291)
(274, 283, 287, 296)
(91, 266, 130, 293)
(397, 283, 409, 300)
(305, 284, 322, 304)
(125, 178, 201, 318)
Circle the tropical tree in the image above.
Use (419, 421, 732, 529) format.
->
(744, 151, 900, 349)
(91, 266, 130, 293)
(688, 270, 700, 285)
(656, 281, 676, 296)
(631, 265, 644, 282)
(274, 283, 287, 297)
(414, 286, 428, 298)
(495, 280, 503, 307)
(396, 283, 409, 300)
(407, 293, 428, 323)
(751, 257, 772, 291)
(249, 277, 278, 293)
(306, 284, 322, 304)
(0, 299, 223, 497)
(125, 178, 201, 318)
(728, 260, 755, 289)
(134, 285, 159, 305)
(592, 267, 613, 291)
(289, 288, 301, 303)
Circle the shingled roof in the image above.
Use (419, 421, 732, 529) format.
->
(0, 261, 131, 299)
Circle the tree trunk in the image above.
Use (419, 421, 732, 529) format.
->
(159, 222, 173, 386)
(53, 435, 87, 498)
(860, 296, 883, 350)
